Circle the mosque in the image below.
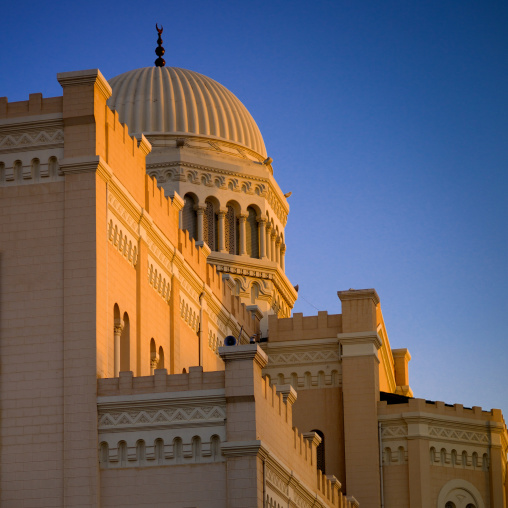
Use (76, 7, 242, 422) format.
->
(0, 29, 506, 508)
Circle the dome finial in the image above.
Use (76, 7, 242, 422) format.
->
(155, 24, 165, 67)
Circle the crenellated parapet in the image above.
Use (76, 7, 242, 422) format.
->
(97, 346, 351, 507)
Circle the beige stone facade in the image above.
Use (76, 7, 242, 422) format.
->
(0, 67, 506, 507)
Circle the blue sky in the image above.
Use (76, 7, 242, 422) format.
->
(1, 1, 507, 416)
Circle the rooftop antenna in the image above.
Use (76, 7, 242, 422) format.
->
(155, 24, 165, 67)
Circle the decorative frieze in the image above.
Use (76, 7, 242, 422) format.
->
(0, 129, 64, 153)
(268, 349, 340, 366)
(147, 255, 171, 302)
(428, 425, 489, 444)
(98, 404, 226, 431)
(107, 217, 138, 266)
(146, 161, 288, 225)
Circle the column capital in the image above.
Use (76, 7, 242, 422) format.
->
(270, 230, 277, 239)
(113, 318, 124, 333)
(265, 221, 272, 231)
(257, 217, 267, 225)
(218, 208, 228, 217)
(194, 204, 206, 214)
(280, 243, 286, 253)
(238, 213, 248, 221)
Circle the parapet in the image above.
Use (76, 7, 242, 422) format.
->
(378, 396, 507, 425)
(268, 311, 342, 342)
(0, 94, 63, 119)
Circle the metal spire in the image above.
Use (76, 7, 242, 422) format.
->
(155, 24, 165, 67)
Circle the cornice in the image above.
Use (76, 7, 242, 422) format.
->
(146, 160, 289, 221)
(57, 69, 112, 100)
(146, 133, 266, 164)
(219, 344, 268, 369)
(0, 113, 63, 130)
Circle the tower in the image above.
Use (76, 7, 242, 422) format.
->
(107, 67, 297, 333)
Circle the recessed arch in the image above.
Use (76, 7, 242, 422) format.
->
(182, 192, 198, 239)
(437, 479, 485, 508)
(120, 313, 130, 372)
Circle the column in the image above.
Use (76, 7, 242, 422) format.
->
(150, 356, 159, 376)
(258, 218, 266, 259)
(238, 213, 247, 255)
(275, 237, 281, 265)
(218, 209, 227, 252)
(270, 232, 276, 262)
(265, 223, 272, 261)
(195, 205, 205, 242)
(280, 244, 286, 271)
(114, 319, 124, 377)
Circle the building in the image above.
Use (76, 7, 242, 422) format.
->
(0, 58, 506, 508)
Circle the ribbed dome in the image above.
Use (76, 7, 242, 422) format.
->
(108, 67, 266, 157)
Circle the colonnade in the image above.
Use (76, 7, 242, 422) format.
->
(185, 197, 286, 270)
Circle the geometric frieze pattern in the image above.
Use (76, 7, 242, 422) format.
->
(268, 349, 340, 366)
(107, 218, 138, 266)
(428, 426, 489, 444)
(179, 275, 200, 303)
(98, 405, 226, 430)
(381, 425, 408, 439)
(147, 256, 171, 303)
(107, 192, 139, 233)
(0, 129, 64, 152)
(180, 296, 200, 333)
(266, 466, 289, 497)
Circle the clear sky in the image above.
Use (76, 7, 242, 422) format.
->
(1, 0, 507, 416)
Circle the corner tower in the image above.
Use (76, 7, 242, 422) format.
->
(107, 66, 297, 331)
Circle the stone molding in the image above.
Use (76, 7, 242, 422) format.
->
(146, 160, 289, 225)
(267, 348, 340, 367)
(219, 344, 268, 369)
(57, 68, 112, 100)
(0, 126, 64, 153)
(147, 255, 171, 302)
(338, 331, 382, 360)
(108, 216, 138, 267)
(98, 403, 225, 431)
(337, 288, 380, 305)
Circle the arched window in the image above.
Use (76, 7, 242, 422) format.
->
(173, 437, 183, 463)
(203, 200, 216, 250)
(118, 441, 127, 467)
(136, 440, 146, 465)
(48, 156, 59, 177)
(291, 373, 298, 390)
(150, 338, 157, 375)
(246, 206, 259, 258)
(312, 429, 325, 473)
(182, 194, 197, 239)
(318, 371, 325, 387)
(155, 438, 164, 464)
(31, 158, 40, 180)
(384, 447, 392, 465)
(211, 435, 221, 461)
(462, 450, 468, 467)
(251, 282, 260, 304)
(451, 449, 457, 466)
(225, 204, 238, 254)
(192, 436, 201, 462)
(120, 313, 130, 372)
(277, 373, 285, 385)
(99, 442, 109, 467)
(304, 371, 312, 388)
(158, 346, 165, 369)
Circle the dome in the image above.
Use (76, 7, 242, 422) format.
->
(108, 67, 267, 158)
